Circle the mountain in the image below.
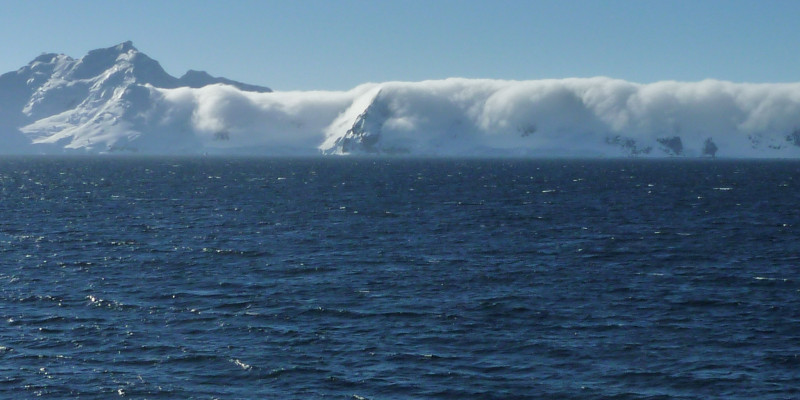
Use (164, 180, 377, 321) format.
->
(0, 41, 270, 154)
(2, 42, 800, 157)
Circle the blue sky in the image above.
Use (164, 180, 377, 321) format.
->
(2, 0, 799, 90)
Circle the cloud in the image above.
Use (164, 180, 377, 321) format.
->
(158, 84, 373, 152)
(149, 78, 800, 156)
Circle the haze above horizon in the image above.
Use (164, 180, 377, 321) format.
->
(2, 0, 799, 91)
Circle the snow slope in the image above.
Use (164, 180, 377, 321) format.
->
(3, 42, 800, 157)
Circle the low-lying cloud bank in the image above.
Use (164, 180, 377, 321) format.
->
(14, 76, 800, 157)
(150, 77, 800, 157)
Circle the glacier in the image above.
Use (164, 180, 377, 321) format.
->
(3, 42, 800, 157)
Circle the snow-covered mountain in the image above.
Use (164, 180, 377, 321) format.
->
(0, 41, 270, 154)
(3, 42, 800, 157)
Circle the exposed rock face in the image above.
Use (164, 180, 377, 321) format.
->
(329, 96, 391, 154)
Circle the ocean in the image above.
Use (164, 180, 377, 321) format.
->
(0, 157, 798, 399)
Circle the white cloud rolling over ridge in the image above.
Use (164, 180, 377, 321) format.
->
(150, 78, 800, 157)
(159, 85, 365, 153)
(4, 42, 800, 157)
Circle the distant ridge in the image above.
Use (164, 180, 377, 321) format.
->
(177, 70, 272, 93)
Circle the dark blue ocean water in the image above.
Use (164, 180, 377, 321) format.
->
(0, 157, 798, 399)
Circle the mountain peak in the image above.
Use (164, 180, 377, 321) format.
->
(115, 40, 137, 53)
(180, 69, 213, 80)
(68, 41, 143, 80)
(86, 41, 138, 59)
(30, 53, 63, 65)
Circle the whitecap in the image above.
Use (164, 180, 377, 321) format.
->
(231, 358, 252, 370)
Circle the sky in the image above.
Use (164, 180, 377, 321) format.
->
(1, 0, 800, 91)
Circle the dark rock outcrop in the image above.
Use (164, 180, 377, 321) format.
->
(702, 137, 718, 157)
(606, 135, 652, 156)
(657, 136, 683, 155)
